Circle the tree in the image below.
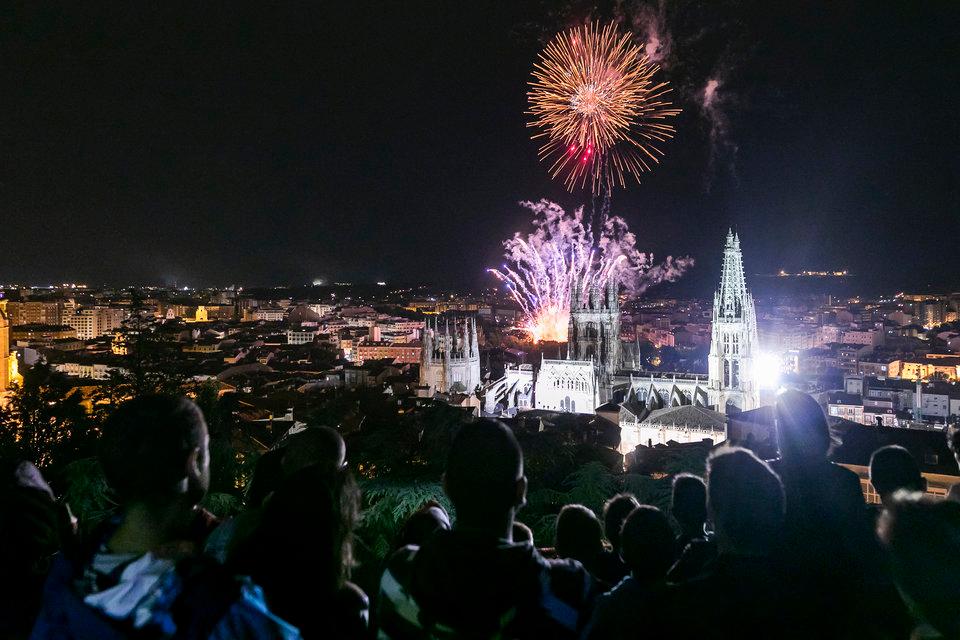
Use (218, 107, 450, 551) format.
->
(0, 362, 96, 470)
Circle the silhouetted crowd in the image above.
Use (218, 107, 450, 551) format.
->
(2, 388, 960, 639)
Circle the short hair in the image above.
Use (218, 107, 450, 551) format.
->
(870, 445, 924, 497)
(775, 389, 831, 461)
(707, 447, 785, 554)
(671, 473, 707, 531)
(620, 506, 676, 579)
(603, 493, 639, 552)
(398, 501, 450, 549)
(282, 426, 346, 477)
(555, 504, 604, 562)
(878, 491, 960, 638)
(444, 420, 522, 518)
(100, 395, 207, 505)
(512, 521, 534, 544)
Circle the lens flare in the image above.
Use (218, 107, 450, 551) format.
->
(527, 22, 681, 193)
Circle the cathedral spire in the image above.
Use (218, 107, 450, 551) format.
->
(709, 230, 759, 414)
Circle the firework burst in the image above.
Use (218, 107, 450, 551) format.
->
(488, 200, 693, 342)
(527, 22, 681, 193)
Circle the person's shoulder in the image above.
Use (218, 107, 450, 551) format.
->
(383, 544, 419, 586)
(377, 545, 429, 640)
(336, 581, 369, 615)
(207, 579, 302, 640)
(176, 557, 300, 639)
(540, 555, 594, 608)
(830, 462, 868, 496)
(830, 461, 861, 482)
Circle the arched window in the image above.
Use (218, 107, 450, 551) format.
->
(723, 360, 730, 387)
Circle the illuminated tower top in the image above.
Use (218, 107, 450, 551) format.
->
(708, 229, 760, 414)
(717, 229, 749, 321)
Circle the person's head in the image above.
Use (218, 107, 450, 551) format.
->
(100, 395, 209, 509)
(237, 462, 361, 596)
(281, 426, 346, 477)
(671, 473, 707, 537)
(878, 491, 960, 638)
(443, 420, 525, 527)
(603, 493, 639, 554)
(775, 389, 831, 464)
(707, 447, 785, 556)
(947, 424, 960, 468)
(397, 501, 450, 549)
(555, 504, 604, 563)
(619, 506, 676, 581)
(870, 445, 925, 504)
(512, 521, 534, 545)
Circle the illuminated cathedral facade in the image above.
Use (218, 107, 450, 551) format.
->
(419, 315, 481, 396)
(484, 230, 759, 424)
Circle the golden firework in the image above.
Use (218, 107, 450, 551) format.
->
(527, 22, 680, 193)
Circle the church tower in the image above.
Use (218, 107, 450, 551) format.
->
(708, 230, 760, 413)
(567, 274, 621, 403)
(419, 315, 481, 395)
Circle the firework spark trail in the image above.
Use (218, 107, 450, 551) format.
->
(527, 22, 681, 194)
(488, 200, 693, 342)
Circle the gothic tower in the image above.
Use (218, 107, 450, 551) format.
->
(708, 230, 760, 413)
(567, 274, 621, 403)
(419, 315, 481, 395)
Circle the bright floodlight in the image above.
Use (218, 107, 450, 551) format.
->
(754, 353, 782, 389)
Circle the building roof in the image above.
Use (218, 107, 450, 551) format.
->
(641, 405, 726, 431)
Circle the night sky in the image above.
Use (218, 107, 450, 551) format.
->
(1, 2, 957, 294)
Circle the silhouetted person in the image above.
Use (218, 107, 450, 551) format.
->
(281, 426, 347, 477)
(597, 493, 638, 584)
(771, 389, 906, 638)
(230, 463, 366, 639)
(245, 426, 346, 509)
(878, 491, 960, 638)
(377, 420, 593, 638)
(211, 425, 348, 563)
(396, 501, 450, 551)
(555, 504, 613, 587)
(671, 473, 707, 548)
(666, 473, 716, 583)
(947, 425, 960, 502)
(31, 395, 299, 639)
(870, 445, 925, 507)
(583, 506, 675, 639)
(0, 461, 74, 639)
(671, 447, 801, 638)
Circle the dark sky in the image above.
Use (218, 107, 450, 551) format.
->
(1, 2, 957, 294)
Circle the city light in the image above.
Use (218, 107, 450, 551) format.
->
(754, 352, 783, 389)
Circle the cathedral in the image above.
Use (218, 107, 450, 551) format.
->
(419, 315, 481, 396)
(566, 276, 621, 403)
(484, 229, 760, 425)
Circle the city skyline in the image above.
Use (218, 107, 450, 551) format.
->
(1, 2, 957, 292)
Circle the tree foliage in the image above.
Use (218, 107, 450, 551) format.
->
(0, 362, 96, 470)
